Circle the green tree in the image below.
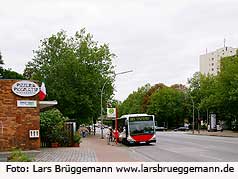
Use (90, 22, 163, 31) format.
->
(199, 74, 221, 118)
(188, 59, 238, 128)
(1, 68, 25, 79)
(24, 29, 115, 123)
(147, 87, 185, 128)
(141, 83, 166, 112)
(187, 72, 202, 105)
(119, 84, 151, 116)
(40, 108, 70, 146)
(0, 52, 24, 79)
(217, 55, 238, 125)
(187, 72, 205, 125)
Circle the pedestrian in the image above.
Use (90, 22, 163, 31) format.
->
(79, 124, 89, 138)
(107, 127, 113, 145)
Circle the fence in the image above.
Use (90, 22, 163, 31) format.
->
(40, 122, 75, 147)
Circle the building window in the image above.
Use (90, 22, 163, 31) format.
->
(211, 68, 214, 71)
(211, 63, 214, 66)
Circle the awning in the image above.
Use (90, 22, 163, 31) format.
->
(39, 100, 58, 110)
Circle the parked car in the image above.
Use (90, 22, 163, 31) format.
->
(155, 126, 167, 131)
(174, 126, 189, 131)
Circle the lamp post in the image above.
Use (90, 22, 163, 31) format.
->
(100, 70, 133, 139)
(197, 107, 200, 134)
(192, 98, 195, 134)
(186, 92, 195, 134)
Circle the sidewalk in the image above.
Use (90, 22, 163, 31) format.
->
(190, 130, 238, 137)
(80, 134, 145, 162)
(35, 134, 145, 162)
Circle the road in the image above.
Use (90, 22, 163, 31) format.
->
(128, 131, 238, 162)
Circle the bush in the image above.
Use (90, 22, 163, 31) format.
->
(201, 124, 207, 130)
(58, 130, 71, 147)
(73, 133, 82, 143)
(7, 149, 33, 162)
(40, 109, 68, 144)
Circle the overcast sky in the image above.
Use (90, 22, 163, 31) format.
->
(1, 0, 238, 101)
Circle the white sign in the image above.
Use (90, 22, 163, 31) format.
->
(17, 100, 37, 107)
(107, 108, 116, 118)
(29, 130, 39, 138)
(12, 80, 40, 97)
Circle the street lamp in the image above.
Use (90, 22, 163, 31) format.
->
(192, 99, 195, 134)
(100, 70, 133, 139)
(197, 107, 200, 134)
(186, 92, 195, 134)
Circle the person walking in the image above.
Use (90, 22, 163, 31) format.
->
(107, 127, 113, 145)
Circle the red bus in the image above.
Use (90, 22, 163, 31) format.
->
(115, 114, 156, 145)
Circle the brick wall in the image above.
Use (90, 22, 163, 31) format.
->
(0, 80, 40, 151)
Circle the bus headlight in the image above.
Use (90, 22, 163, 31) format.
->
(149, 134, 156, 141)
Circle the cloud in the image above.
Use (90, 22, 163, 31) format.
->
(1, 0, 238, 101)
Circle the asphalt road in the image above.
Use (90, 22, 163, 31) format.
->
(128, 131, 238, 162)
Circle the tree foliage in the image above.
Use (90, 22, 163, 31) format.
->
(141, 83, 166, 112)
(118, 83, 189, 128)
(24, 29, 115, 122)
(40, 109, 68, 144)
(0, 51, 24, 79)
(0, 68, 25, 79)
(119, 84, 151, 116)
(218, 55, 238, 119)
(147, 87, 185, 128)
(187, 54, 238, 127)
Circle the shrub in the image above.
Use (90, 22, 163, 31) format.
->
(40, 109, 67, 144)
(7, 149, 33, 162)
(73, 133, 82, 143)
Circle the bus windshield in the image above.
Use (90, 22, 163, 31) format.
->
(129, 116, 154, 136)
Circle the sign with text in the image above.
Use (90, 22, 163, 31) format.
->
(12, 80, 40, 97)
(107, 108, 116, 118)
(29, 130, 39, 138)
(17, 100, 37, 107)
(129, 116, 153, 122)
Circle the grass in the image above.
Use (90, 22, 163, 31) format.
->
(7, 149, 33, 162)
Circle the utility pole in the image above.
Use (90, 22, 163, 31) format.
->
(197, 108, 200, 134)
(192, 100, 195, 134)
(186, 92, 195, 134)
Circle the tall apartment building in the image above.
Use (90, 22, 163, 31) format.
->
(199, 46, 237, 75)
